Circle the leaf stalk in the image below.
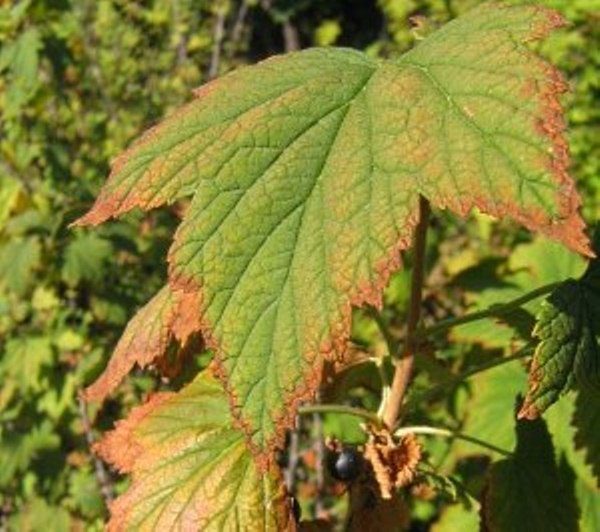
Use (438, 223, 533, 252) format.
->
(382, 196, 430, 429)
(418, 281, 561, 339)
(394, 425, 512, 457)
(297, 404, 382, 426)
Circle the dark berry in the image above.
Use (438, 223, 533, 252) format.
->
(291, 497, 301, 522)
(328, 447, 361, 482)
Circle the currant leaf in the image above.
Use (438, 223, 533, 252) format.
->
(77, 3, 591, 459)
(482, 416, 578, 532)
(96, 370, 293, 531)
(519, 278, 600, 419)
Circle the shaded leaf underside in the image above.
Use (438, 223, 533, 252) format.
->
(96, 371, 292, 531)
(78, 4, 591, 460)
(482, 416, 578, 532)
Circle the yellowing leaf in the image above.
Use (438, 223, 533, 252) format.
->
(77, 4, 592, 458)
(96, 371, 293, 531)
(85, 285, 202, 402)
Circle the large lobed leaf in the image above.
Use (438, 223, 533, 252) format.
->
(573, 389, 600, 487)
(544, 391, 600, 530)
(96, 370, 293, 531)
(482, 416, 578, 532)
(78, 4, 592, 459)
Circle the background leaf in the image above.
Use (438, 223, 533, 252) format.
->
(519, 277, 600, 419)
(482, 416, 578, 532)
(62, 232, 113, 286)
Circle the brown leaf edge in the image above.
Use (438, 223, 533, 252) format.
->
(516, 314, 549, 420)
(95, 391, 295, 532)
(165, 5, 593, 469)
(168, 217, 417, 469)
(84, 286, 202, 402)
(79, 4, 591, 467)
(70, 55, 290, 228)
(430, 5, 592, 259)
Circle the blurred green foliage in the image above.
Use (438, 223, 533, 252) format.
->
(0, 0, 598, 528)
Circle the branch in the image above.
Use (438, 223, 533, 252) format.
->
(313, 391, 325, 518)
(405, 345, 533, 410)
(230, 0, 250, 45)
(298, 404, 382, 426)
(208, 8, 227, 79)
(282, 19, 300, 51)
(77, 394, 114, 505)
(419, 281, 560, 339)
(394, 425, 511, 457)
(284, 417, 300, 493)
(382, 196, 430, 429)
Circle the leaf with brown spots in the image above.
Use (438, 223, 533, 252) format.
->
(76, 4, 591, 461)
(96, 370, 294, 531)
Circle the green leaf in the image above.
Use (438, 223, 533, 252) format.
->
(7, 496, 70, 532)
(78, 4, 591, 456)
(10, 28, 41, 86)
(573, 389, 600, 485)
(432, 502, 479, 532)
(482, 416, 578, 532)
(96, 370, 293, 531)
(544, 391, 600, 530)
(0, 236, 41, 295)
(0, 336, 53, 401)
(544, 391, 594, 485)
(62, 232, 113, 286)
(454, 360, 527, 458)
(451, 237, 587, 349)
(67, 466, 106, 519)
(519, 279, 600, 419)
(575, 477, 600, 532)
(0, 421, 60, 488)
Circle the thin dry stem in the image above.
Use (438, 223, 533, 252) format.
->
(78, 393, 114, 505)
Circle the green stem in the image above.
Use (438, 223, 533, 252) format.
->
(419, 281, 560, 339)
(394, 425, 511, 457)
(366, 307, 393, 392)
(368, 307, 398, 357)
(406, 345, 533, 410)
(297, 404, 382, 426)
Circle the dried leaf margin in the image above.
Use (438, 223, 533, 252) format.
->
(84, 286, 202, 402)
(76, 3, 592, 467)
(96, 371, 295, 531)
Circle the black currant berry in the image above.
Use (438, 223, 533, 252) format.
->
(328, 447, 362, 482)
(291, 496, 301, 522)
